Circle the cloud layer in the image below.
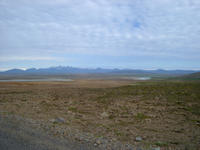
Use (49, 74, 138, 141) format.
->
(0, 0, 200, 69)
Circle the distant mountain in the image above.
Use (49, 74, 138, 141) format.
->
(0, 66, 198, 76)
(188, 72, 200, 77)
(4, 69, 25, 74)
(180, 72, 200, 80)
(111, 69, 196, 75)
(0, 66, 112, 75)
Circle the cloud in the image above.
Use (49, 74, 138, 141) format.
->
(0, 0, 200, 69)
(0, 56, 62, 61)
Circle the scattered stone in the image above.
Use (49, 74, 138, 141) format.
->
(196, 120, 200, 126)
(136, 147, 142, 150)
(135, 136, 142, 142)
(125, 144, 134, 150)
(100, 112, 109, 118)
(145, 118, 152, 123)
(152, 147, 160, 150)
(49, 119, 56, 123)
(57, 117, 65, 123)
(96, 139, 101, 145)
(84, 138, 90, 142)
(50, 117, 65, 123)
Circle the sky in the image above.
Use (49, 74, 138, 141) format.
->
(0, 0, 200, 70)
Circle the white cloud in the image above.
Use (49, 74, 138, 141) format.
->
(0, 0, 200, 68)
(0, 56, 62, 61)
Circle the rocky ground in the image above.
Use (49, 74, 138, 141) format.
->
(0, 80, 199, 150)
(0, 114, 153, 150)
(0, 114, 100, 150)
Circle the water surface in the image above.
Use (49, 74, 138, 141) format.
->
(0, 78, 73, 82)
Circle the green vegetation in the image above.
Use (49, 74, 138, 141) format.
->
(68, 106, 78, 113)
(183, 105, 200, 115)
(155, 141, 169, 147)
(135, 113, 149, 120)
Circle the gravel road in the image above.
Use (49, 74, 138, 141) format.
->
(0, 114, 99, 150)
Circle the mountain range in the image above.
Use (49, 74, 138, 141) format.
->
(0, 66, 198, 75)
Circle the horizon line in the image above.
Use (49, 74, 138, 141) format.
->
(0, 66, 200, 72)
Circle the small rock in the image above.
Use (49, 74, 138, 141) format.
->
(57, 117, 65, 123)
(100, 112, 109, 118)
(85, 138, 90, 142)
(50, 117, 65, 123)
(50, 119, 56, 123)
(135, 136, 142, 142)
(152, 147, 160, 150)
(96, 139, 101, 145)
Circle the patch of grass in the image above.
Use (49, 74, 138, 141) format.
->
(108, 114, 115, 120)
(0, 99, 7, 103)
(0, 91, 33, 95)
(145, 128, 158, 132)
(155, 141, 169, 147)
(113, 129, 126, 138)
(135, 113, 149, 120)
(95, 93, 114, 105)
(184, 105, 200, 115)
(116, 120, 134, 126)
(40, 101, 58, 111)
(190, 119, 200, 125)
(21, 98, 27, 102)
(169, 141, 179, 145)
(68, 106, 78, 113)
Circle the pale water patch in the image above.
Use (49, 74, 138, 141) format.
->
(137, 77, 151, 80)
(0, 79, 73, 82)
(122, 77, 151, 80)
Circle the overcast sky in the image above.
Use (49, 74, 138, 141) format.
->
(0, 0, 200, 70)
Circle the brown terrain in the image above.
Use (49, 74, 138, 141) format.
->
(0, 79, 200, 149)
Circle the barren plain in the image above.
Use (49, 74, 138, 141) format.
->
(0, 79, 200, 149)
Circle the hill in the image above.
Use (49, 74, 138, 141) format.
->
(181, 72, 200, 80)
